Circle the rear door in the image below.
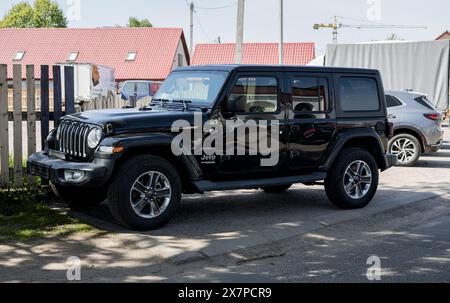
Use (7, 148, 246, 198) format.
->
(286, 72, 337, 170)
(385, 94, 404, 124)
(334, 73, 389, 146)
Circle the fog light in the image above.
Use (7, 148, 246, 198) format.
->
(64, 170, 85, 183)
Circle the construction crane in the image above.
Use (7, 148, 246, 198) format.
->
(313, 16, 427, 44)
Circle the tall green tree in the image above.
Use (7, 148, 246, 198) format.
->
(127, 17, 152, 28)
(0, 0, 67, 28)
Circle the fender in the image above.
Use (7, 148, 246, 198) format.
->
(98, 132, 204, 181)
(320, 128, 388, 171)
(101, 132, 176, 150)
(392, 124, 427, 151)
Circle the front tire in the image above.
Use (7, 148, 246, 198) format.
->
(325, 148, 379, 210)
(388, 134, 421, 167)
(107, 155, 182, 231)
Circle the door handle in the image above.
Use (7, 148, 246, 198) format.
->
(387, 114, 397, 119)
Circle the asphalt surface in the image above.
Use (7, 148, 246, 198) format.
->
(0, 124, 449, 282)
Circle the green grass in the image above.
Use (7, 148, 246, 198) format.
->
(0, 189, 98, 243)
(8, 154, 27, 169)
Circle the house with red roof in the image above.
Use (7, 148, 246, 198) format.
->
(192, 42, 315, 66)
(0, 27, 190, 81)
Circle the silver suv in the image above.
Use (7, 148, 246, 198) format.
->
(386, 90, 444, 166)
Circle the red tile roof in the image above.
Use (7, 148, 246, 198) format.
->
(192, 42, 315, 66)
(0, 28, 189, 80)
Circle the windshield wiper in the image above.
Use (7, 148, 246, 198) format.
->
(172, 99, 193, 110)
(152, 98, 170, 108)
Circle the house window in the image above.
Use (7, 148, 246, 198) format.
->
(67, 52, 79, 62)
(13, 51, 25, 61)
(178, 54, 183, 67)
(126, 52, 137, 62)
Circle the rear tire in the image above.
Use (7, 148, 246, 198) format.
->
(325, 148, 379, 210)
(388, 134, 421, 167)
(107, 155, 182, 231)
(262, 184, 292, 193)
(51, 183, 106, 209)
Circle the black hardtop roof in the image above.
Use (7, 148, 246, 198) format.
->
(175, 64, 380, 74)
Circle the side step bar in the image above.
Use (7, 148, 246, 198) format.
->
(193, 172, 327, 192)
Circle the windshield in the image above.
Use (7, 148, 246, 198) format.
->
(153, 71, 228, 106)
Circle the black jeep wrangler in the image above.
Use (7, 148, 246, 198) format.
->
(28, 65, 396, 230)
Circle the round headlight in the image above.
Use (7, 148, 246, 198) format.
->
(87, 128, 103, 149)
(47, 129, 56, 142)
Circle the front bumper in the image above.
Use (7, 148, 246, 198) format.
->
(27, 151, 116, 187)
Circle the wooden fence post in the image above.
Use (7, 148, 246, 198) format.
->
(64, 66, 75, 114)
(40, 65, 50, 149)
(53, 65, 63, 122)
(13, 65, 23, 187)
(26, 65, 36, 186)
(0, 65, 9, 186)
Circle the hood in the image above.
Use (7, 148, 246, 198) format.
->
(63, 108, 209, 134)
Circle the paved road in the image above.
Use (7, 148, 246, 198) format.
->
(0, 125, 449, 282)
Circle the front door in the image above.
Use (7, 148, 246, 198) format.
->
(286, 72, 337, 171)
(215, 72, 288, 177)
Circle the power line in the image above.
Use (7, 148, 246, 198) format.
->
(184, 1, 212, 42)
(196, 2, 237, 10)
(194, 11, 211, 41)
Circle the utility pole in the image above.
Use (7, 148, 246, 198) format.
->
(235, 0, 245, 64)
(279, 0, 284, 64)
(189, 1, 194, 55)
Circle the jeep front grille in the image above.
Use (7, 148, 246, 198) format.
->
(56, 120, 91, 158)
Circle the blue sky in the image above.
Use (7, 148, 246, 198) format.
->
(1, 0, 449, 55)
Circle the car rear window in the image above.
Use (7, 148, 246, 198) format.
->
(339, 77, 380, 112)
(414, 96, 435, 111)
(386, 95, 403, 108)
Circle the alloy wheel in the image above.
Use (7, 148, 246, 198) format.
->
(343, 160, 373, 199)
(391, 138, 417, 164)
(129, 171, 172, 219)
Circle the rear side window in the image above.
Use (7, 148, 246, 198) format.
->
(291, 77, 329, 113)
(339, 77, 380, 112)
(386, 95, 403, 108)
(415, 96, 435, 111)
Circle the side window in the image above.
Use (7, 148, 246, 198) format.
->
(386, 95, 403, 108)
(291, 77, 329, 113)
(414, 95, 435, 110)
(136, 82, 149, 95)
(339, 77, 380, 112)
(122, 82, 134, 93)
(228, 76, 278, 113)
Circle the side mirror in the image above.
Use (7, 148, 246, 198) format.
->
(221, 97, 235, 119)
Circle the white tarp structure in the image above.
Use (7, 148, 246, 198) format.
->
(325, 40, 450, 111)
